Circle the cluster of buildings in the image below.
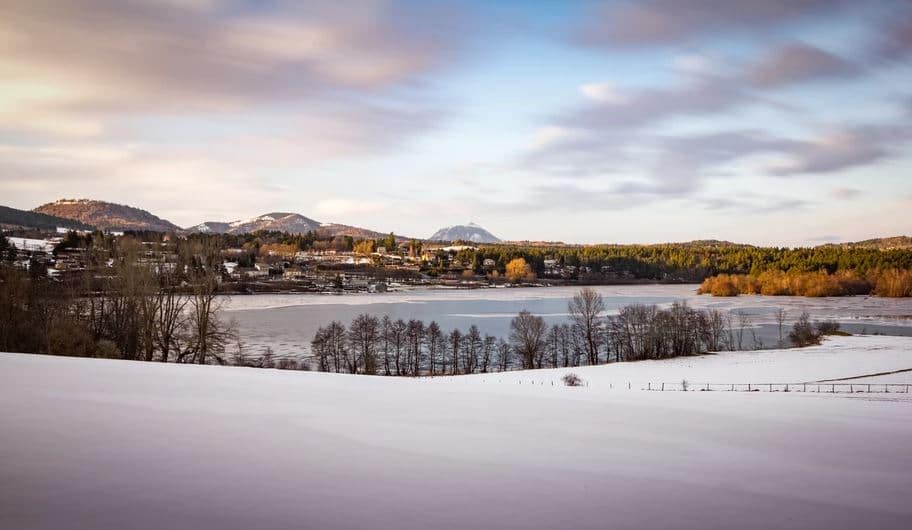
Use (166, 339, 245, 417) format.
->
(5, 230, 562, 290)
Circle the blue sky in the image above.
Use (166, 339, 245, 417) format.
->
(1, 0, 911, 245)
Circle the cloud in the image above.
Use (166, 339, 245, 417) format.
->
(314, 198, 388, 218)
(767, 125, 912, 176)
(745, 43, 860, 87)
(579, 82, 628, 104)
(576, 0, 849, 48)
(872, 16, 912, 61)
(0, 0, 468, 144)
(699, 196, 812, 214)
(0, 0, 473, 225)
(831, 187, 862, 199)
(559, 75, 750, 132)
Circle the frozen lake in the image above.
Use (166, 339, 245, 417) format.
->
(222, 285, 912, 358)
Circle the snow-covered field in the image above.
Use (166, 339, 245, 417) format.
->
(2, 336, 912, 529)
(440, 335, 912, 390)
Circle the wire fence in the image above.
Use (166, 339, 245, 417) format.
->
(644, 382, 912, 393)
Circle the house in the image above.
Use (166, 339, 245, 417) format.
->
(283, 266, 306, 280)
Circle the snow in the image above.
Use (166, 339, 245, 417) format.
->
(442, 335, 912, 390)
(7, 236, 55, 253)
(2, 336, 912, 529)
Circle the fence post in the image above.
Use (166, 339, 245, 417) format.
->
(867, 384, 871, 393)
(648, 382, 651, 391)
(769, 383, 773, 392)
(803, 383, 807, 392)
(748, 383, 751, 392)
(832, 384, 836, 393)
(662, 383, 665, 391)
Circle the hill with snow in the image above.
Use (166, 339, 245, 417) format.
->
(2, 335, 911, 529)
(186, 213, 321, 235)
(429, 222, 501, 243)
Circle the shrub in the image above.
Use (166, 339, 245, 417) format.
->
(789, 312, 821, 347)
(814, 320, 842, 335)
(562, 373, 584, 387)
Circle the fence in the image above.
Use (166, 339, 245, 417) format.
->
(644, 382, 912, 393)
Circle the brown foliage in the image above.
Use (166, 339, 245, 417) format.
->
(505, 258, 534, 283)
(700, 269, 911, 297)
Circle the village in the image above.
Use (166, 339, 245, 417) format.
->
(3, 227, 619, 293)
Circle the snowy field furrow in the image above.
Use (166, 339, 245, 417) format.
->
(2, 335, 912, 530)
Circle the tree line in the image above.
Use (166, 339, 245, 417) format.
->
(453, 242, 912, 283)
(698, 269, 912, 297)
(309, 288, 770, 376)
(1, 236, 235, 364)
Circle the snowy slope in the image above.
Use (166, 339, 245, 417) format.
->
(428, 222, 501, 243)
(2, 337, 912, 530)
(439, 335, 912, 390)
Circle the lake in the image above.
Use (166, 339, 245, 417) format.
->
(222, 285, 912, 359)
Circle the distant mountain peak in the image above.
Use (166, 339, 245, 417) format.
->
(429, 223, 501, 243)
(187, 212, 321, 235)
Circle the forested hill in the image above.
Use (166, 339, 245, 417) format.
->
(466, 241, 912, 281)
(832, 236, 912, 250)
(34, 199, 180, 232)
(0, 205, 94, 231)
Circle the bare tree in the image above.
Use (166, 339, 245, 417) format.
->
(448, 328, 462, 375)
(481, 334, 496, 373)
(406, 319, 426, 375)
(775, 308, 787, 347)
(510, 310, 547, 369)
(348, 314, 380, 374)
(496, 338, 512, 371)
(426, 321, 443, 375)
(389, 319, 407, 375)
(568, 288, 605, 365)
(463, 325, 482, 374)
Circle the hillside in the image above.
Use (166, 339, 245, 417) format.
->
(2, 336, 911, 529)
(186, 214, 406, 240)
(186, 213, 321, 235)
(429, 222, 501, 243)
(317, 223, 403, 241)
(34, 199, 180, 232)
(0, 205, 94, 231)
(836, 236, 912, 250)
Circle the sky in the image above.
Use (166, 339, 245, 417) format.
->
(1, 0, 911, 245)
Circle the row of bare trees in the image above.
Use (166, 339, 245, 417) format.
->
(311, 316, 512, 376)
(309, 289, 759, 375)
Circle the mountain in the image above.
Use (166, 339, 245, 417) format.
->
(0, 205, 95, 231)
(186, 221, 231, 234)
(429, 223, 502, 243)
(34, 199, 180, 232)
(187, 213, 321, 235)
(833, 236, 912, 250)
(317, 223, 401, 241)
